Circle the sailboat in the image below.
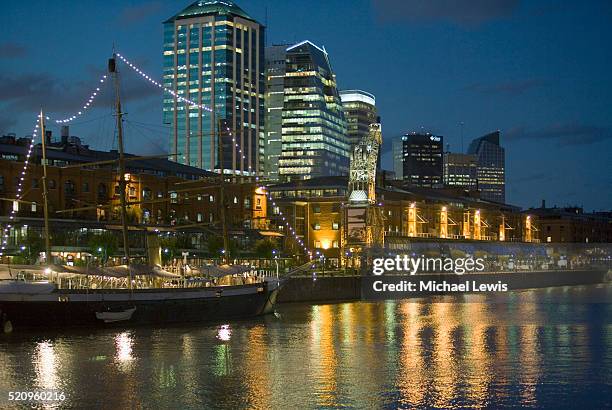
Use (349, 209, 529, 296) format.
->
(0, 54, 279, 331)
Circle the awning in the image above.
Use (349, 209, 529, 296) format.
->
(191, 264, 253, 278)
(258, 231, 284, 237)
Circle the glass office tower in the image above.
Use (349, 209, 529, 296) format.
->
(443, 152, 478, 189)
(468, 131, 506, 203)
(339, 90, 378, 148)
(278, 41, 349, 181)
(163, 0, 265, 175)
(263, 44, 289, 181)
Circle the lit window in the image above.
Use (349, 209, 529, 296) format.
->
(332, 222, 339, 230)
(314, 223, 320, 230)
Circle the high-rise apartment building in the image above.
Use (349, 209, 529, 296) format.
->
(393, 133, 444, 188)
(163, 0, 265, 175)
(263, 44, 288, 181)
(443, 152, 478, 190)
(278, 40, 349, 181)
(339, 90, 377, 148)
(468, 131, 505, 203)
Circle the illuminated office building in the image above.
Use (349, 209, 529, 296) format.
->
(468, 131, 505, 203)
(278, 40, 349, 181)
(263, 44, 289, 181)
(163, 0, 265, 175)
(443, 152, 478, 189)
(393, 133, 444, 188)
(339, 90, 378, 148)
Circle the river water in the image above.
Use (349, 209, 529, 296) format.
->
(1, 284, 610, 409)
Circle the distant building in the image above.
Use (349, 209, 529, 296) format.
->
(468, 131, 505, 203)
(278, 40, 349, 181)
(339, 90, 378, 148)
(392, 133, 444, 188)
(443, 152, 478, 190)
(263, 44, 289, 181)
(163, 0, 265, 175)
(392, 138, 404, 180)
(529, 205, 612, 243)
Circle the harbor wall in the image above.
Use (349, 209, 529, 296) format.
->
(277, 276, 361, 303)
(277, 269, 609, 303)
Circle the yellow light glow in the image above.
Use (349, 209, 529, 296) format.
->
(321, 240, 331, 250)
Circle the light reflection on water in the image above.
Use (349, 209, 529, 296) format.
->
(0, 284, 610, 409)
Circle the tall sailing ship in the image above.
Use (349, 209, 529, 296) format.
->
(0, 55, 279, 332)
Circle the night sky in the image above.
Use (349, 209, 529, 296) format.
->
(1, 0, 610, 210)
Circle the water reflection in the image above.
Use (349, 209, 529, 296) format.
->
(114, 332, 134, 367)
(0, 285, 609, 409)
(35, 341, 58, 390)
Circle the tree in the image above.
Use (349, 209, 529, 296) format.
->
(88, 231, 119, 264)
(13, 231, 44, 264)
(253, 238, 277, 259)
(207, 235, 238, 259)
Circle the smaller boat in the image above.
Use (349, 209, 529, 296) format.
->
(95, 307, 137, 323)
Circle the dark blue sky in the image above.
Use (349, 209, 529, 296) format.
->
(1, 0, 611, 210)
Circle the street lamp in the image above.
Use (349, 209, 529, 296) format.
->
(272, 249, 279, 279)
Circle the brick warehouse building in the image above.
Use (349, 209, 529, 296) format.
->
(0, 134, 267, 260)
(266, 176, 538, 267)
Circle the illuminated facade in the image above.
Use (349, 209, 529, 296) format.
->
(393, 133, 444, 188)
(0, 135, 266, 234)
(278, 40, 349, 181)
(163, 0, 265, 174)
(443, 152, 478, 189)
(468, 131, 505, 203)
(267, 176, 538, 266)
(263, 44, 289, 181)
(339, 90, 378, 149)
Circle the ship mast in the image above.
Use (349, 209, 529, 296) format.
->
(217, 119, 230, 264)
(39, 109, 52, 266)
(109, 54, 132, 289)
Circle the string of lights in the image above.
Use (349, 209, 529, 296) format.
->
(54, 74, 108, 124)
(116, 53, 213, 113)
(222, 126, 312, 258)
(116, 52, 313, 259)
(0, 116, 40, 256)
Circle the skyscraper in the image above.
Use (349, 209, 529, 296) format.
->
(443, 152, 478, 190)
(468, 131, 505, 203)
(278, 41, 349, 181)
(163, 0, 265, 175)
(339, 90, 378, 148)
(393, 133, 444, 188)
(263, 44, 289, 181)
